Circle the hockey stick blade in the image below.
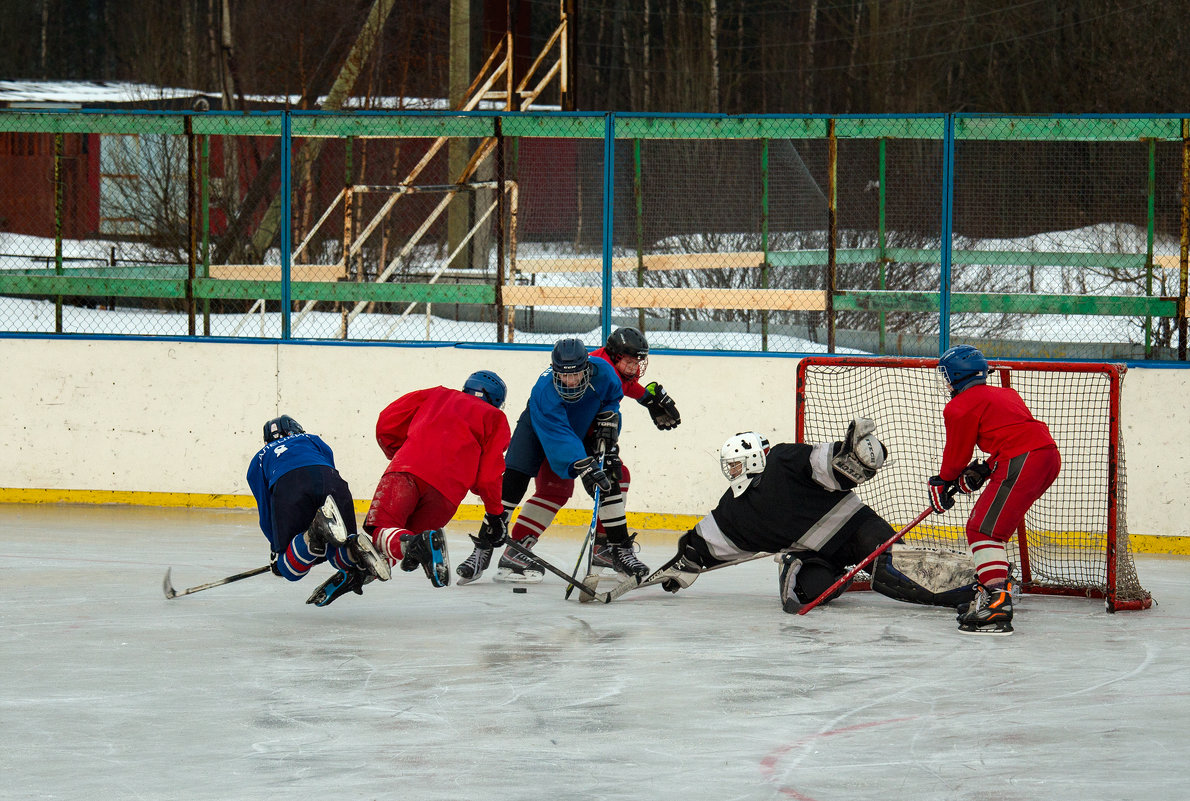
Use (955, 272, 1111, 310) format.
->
(162, 564, 272, 599)
(796, 505, 934, 615)
(599, 548, 795, 604)
(501, 537, 608, 602)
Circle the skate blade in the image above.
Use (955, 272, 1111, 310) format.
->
(319, 497, 350, 546)
(493, 568, 545, 584)
(351, 534, 392, 581)
(428, 530, 450, 587)
(957, 621, 1014, 636)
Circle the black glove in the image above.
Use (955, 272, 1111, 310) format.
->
(590, 410, 620, 456)
(480, 511, 509, 546)
(643, 382, 681, 430)
(573, 455, 613, 498)
(957, 460, 991, 494)
(928, 475, 957, 514)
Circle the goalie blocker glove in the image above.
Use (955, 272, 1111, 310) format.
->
(642, 382, 681, 430)
(928, 475, 957, 514)
(957, 459, 992, 494)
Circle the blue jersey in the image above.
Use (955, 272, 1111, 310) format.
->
(525, 356, 623, 478)
(246, 433, 336, 537)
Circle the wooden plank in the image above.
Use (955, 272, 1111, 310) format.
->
(208, 264, 347, 281)
(502, 285, 826, 311)
(835, 290, 1177, 316)
(515, 251, 766, 274)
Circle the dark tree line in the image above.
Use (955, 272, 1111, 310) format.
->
(1, 0, 1184, 114)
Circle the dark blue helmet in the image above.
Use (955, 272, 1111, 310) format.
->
(551, 338, 592, 402)
(462, 370, 507, 409)
(263, 414, 305, 443)
(938, 345, 988, 396)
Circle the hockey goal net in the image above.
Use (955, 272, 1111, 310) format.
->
(795, 356, 1151, 611)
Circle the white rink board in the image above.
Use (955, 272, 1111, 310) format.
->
(2, 338, 1190, 541)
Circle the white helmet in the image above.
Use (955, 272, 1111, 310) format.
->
(720, 432, 770, 497)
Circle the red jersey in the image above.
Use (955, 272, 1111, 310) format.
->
(939, 383, 1057, 481)
(592, 346, 646, 401)
(375, 386, 510, 514)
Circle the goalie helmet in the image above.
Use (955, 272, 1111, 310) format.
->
(605, 327, 649, 378)
(938, 344, 988, 396)
(263, 414, 304, 444)
(462, 370, 507, 409)
(551, 338, 592, 402)
(720, 431, 770, 497)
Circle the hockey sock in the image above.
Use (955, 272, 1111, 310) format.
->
(967, 532, 1010, 588)
(278, 532, 325, 581)
(510, 493, 564, 540)
(597, 485, 629, 542)
(373, 527, 412, 563)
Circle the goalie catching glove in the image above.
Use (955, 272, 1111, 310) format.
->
(928, 475, 957, 513)
(957, 459, 991, 493)
(830, 417, 887, 488)
(642, 382, 681, 430)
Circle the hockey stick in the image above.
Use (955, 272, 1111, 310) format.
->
(162, 564, 271, 599)
(501, 536, 606, 601)
(564, 452, 605, 600)
(596, 547, 796, 604)
(796, 505, 934, 615)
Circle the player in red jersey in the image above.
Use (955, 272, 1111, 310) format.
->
(310, 371, 511, 606)
(929, 345, 1061, 635)
(489, 327, 680, 585)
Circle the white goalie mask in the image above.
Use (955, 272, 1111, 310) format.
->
(720, 432, 770, 497)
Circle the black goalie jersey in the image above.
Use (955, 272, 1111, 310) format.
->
(709, 441, 889, 562)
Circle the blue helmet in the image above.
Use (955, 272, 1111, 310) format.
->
(938, 345, 988, 396)
(551, 338, 592, 402)
(263, 414, 305, 443)
(462, 370, 507, 409)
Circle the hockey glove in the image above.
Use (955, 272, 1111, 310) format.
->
(643, 382, 681, 430)
(481, 511, 509, 546)
(928, 475, 957, 514)
(957, 460, 992, 494)
(573, 455, 613, 498)
(590, 409, 620, 456)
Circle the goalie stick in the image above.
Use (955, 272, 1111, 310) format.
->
(796, 505, 935, 615)
(591, 548, 796, 604)
(500, 536, 607, 601)
(564, 451, 605, 600)
(162, 564, 271, 599)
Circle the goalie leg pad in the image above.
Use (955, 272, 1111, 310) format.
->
(871, 549, 978, 607)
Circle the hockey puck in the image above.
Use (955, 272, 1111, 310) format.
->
(512, 587, 527, 594)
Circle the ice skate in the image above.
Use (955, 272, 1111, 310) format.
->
(778, 553, 804, 614)
(307, 495, 350, 549)
(606, 534, 649, 581)
(349, 531, 391, 581)
(494, 535, 544, 584)
(399, 529, 451, 588)
(456, 535, 494, 585)
(306, 567, 374, 607)
(583, 535, 627, 587)
(957, 580, 1014, 635)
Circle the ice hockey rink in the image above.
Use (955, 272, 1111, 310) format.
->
(2, 503, 1188, 801)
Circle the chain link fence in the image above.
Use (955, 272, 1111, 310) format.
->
(0, 110, 1185, 359)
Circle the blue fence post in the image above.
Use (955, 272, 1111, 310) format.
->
(938, 113, 955, 354)
(600, 113, 616, 344)
(280, 111, 292, 340)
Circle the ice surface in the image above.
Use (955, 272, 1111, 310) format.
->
(2, 504, 1187, 801)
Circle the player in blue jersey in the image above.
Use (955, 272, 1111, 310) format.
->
(246, 415, 390, 605)
(455, 338, 651, 585)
